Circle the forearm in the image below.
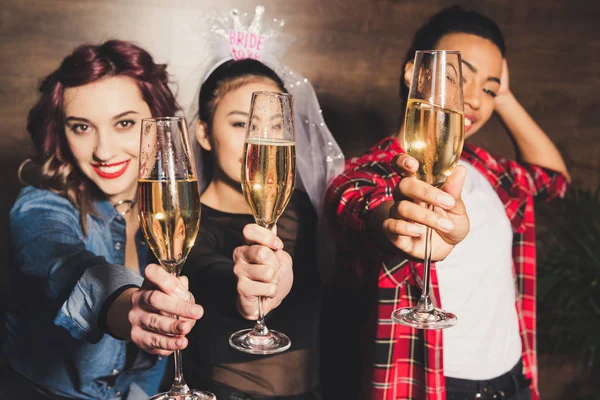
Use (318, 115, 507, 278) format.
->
(495, 92, 570, 180)
(54, 263, 143, 342)
(106, 288, 138, 340)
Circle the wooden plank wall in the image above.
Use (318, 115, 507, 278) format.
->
(2, 0, 598, 291)
(0, 2, 598, 392)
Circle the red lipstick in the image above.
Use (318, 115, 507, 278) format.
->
(91, 160, 130, 179)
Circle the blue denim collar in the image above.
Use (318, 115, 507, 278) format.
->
(90, 198, 125, 228)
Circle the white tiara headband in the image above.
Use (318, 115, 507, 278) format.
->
(198, 5, 288, 82)
(219, 5, 281, 60)
(183, 5, 345, 282)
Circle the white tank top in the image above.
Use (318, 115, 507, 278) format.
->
(436, 160, 522, 380)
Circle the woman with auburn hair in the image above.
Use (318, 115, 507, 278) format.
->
(0, 40, 204, 400)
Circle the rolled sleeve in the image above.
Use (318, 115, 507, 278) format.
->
(497, 158, 570, 202)
(55, 264, 143, 343)
(325, 139, 401, 256)
(10, 188, 143, 344)
(522, 163, 570, 201)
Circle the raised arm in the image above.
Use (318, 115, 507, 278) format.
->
(325, 140, 469, 264)
(495, 59, 570, 181)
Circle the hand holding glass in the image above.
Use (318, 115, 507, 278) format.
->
(391, 50, 465, 329)
(138, 117, 215, 400)
(229, 91, 296, 355)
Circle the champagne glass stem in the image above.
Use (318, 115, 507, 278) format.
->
(165, 268, 190, 395)
(251, 221, 272, 336)
(169, 349, 189, 394)
(416, 205, 434, 313)
(253, 297, 268, 335)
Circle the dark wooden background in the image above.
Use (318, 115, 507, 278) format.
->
(1, 0, 599, 395)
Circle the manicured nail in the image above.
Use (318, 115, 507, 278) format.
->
(274, 238, 284, 249)
(177, 322, 188, 333)
(191, 305, 203, 319)
(437, 194, 455, 208)
(404, 158, 418, 169)
(438, 218, 454, 231)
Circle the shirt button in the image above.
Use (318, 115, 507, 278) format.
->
(114, 242, 122, 250)
(158, 356, 163, 361)
(140, 241, 146, 246)
(116, 391, 121, 396)
(112, 369, 119, 376)
(107, 385, 112, 390)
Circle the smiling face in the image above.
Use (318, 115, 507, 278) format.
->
(63, 75, 152, 203)
(403, 32, 503, 139)
(196, 79, 283, 187)
(435, 33, 503, 138)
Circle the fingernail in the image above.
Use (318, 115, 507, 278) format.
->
(437, 194, 455, 208)
(174, 287, 190, 302)
(191, 305, 203, 319)
(178, 322, 188, 333)
(404, 158, 417, 169)
(274, 238, 284, 249)
(407, 224, 424, 235)
(176, 338, 185, 347)
(438, 218, 454, 231)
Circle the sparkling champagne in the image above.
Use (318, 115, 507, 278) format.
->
(241, 138, 296, 229)
(138, 178, 201, 274)
(403, 99, 465, 187)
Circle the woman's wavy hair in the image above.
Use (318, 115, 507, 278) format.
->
(26, 40, 178, 232)
(399, 5, 506, 120)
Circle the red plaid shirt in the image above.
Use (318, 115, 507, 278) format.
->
(325, 137, 569, 400)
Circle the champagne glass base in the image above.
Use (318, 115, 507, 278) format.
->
(229, 328, 291, 355)
(392, 307, 457, 329)
(148, 390, 216, 400)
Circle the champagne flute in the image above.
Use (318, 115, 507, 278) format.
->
(391, 50, 465, 329)
(138, 117, 215, 400)
(229, 91, 296, 355)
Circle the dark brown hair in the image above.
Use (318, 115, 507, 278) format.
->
(27, 40, 178, 232)
(399, 5, 507, 117)
(197, 58, 286, 184)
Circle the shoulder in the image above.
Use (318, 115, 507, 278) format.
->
(11, 186, 78, 219)
(330, 137, 401, 190)
(463, 144, 526, 175)
(346, 137, 402, 167)
(10, 186, 82, 237)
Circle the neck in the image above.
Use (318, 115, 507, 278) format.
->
(201, 178, 250, 214)
(108, 184, 138, 208)
(123, 203, 140, 231)
(113, 198, 137, 217)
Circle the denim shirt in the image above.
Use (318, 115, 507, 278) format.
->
(3, 186, 167, 400)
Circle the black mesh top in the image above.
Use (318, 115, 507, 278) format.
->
(183, 190, 321, 396)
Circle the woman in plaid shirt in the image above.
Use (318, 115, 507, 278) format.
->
(323, 6, 570, 400)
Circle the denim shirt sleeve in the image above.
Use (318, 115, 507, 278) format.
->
(56, 263, 143, 343)
(10, 188, 142, 343)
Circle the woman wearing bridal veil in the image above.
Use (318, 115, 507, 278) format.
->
(166, 5, 345, 399)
